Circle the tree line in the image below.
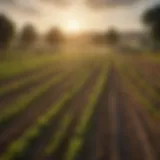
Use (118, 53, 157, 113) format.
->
(0, 4, 160, 53)
(0, 14, 64, 53)
(95, 4, 160, 50)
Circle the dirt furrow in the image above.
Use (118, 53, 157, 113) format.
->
(117, 94, 132, 159)
(124, 91, 160, 160)
(0, 70, 60, 111)
(120, 80, 158, 160)
(110, 70, 131, 160)
(75, 66, 111, 160)
(0, 63, 56, 87)
(0, 73, 75, 156)
(20, 69, 100, 160)
(108, 87, 120, 160)
(45, 68, 101, 160)
(96, 68, 131, 160)
(95, 70, 112, 160)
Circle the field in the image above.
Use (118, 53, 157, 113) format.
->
(0, 53, 160, 160)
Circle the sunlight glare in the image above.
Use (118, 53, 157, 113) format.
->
(66, 19, 81, 33)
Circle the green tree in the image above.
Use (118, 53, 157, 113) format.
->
(45, 27, 64, 52)
(106, 27, 119, 46)
(0, 14, 15, 51)
(142, 5, 160, 50)
(19, 24, 38, 48)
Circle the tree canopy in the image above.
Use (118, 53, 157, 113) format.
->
(45, 27, 64, 47)
(0, 14, 15, 50)
(20, 24, 38, 47)
(142, 5, 160, 42)
(106, 27, 119, 45)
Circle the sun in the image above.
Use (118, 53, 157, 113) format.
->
(66, 19, 80, 33)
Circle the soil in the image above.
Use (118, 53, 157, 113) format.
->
(0, 70, 60, 111)
(0, 62, 56, 87)
(0, 58, 159, 160)
(0, 69, 80, 156)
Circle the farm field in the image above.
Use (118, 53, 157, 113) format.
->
(0, 53, 160, 160)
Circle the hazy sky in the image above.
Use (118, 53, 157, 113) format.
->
(0, 0, 159, 33)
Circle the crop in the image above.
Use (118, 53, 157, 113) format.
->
(1, 68, 92, 160)
(65, 64, 110, 160)
(118, 65, 160, 118)
(0, 73, 67, 126)
(0, 67, 60, 97)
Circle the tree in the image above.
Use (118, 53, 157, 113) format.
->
(106, 27, 119, 46)
(19, 24, 38, 48)
(92, 33, 106, 45)
(142, 5, 160, 50)
(0, 14, 15, 51)
(45, 27, 64, 51)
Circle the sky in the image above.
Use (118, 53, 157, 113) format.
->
(0, 0, 159, 33)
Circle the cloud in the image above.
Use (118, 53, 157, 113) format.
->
(0, 0, 72, 15)
(86, 0, 143, 9)
(0, 0, 40, 15)
(40, 0, 72, 7)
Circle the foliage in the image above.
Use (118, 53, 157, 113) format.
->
(142, 5, 160, 49)
(45, 27, 64, 47)
(1, 70, 91, 160)
(0, 68, 57, 97)
(0, 55, 59, 79)
(106, 27, 119, 45)
(116, 62, 160, 117)
(65, 64, 110, 160)
(0, 73, 66, 126)
(19, 24, 38, 47)
(0, 14, 15, 50)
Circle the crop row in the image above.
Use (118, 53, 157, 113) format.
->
(1, 67, 93, 160)
(119, 63, 159, 102)
(44, 113, 73, 156)
(0, 72, 68, 126)
(40, 63, 110, 159)
(0, 66, 61, 97)
(130, 63, 160, 88)
(0, 61, 101, 127)
(65, 64, 110, 160)
(117, 65, 160, 118)
(0, 55, 61, 79)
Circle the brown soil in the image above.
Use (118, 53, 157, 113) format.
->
(122, 84, 160, 160)
(0, 62, 56, 87)
(42, 67, 101, 160)
(0, 71, 77, 156)
(0, 59, 159, 160)
(118, 69, 159, 160)
(77, 67, 112, 160)
(83, 66, 159, 160)
(0, 70, 60, 111)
